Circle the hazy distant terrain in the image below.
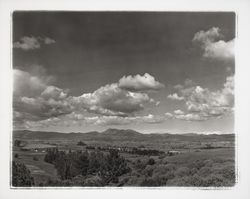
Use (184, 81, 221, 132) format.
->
(12, 129, 235, 187)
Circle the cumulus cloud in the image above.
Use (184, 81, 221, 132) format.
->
(13, 69, 161, 129)
(14, 95, 73, 122)
(165, 112, 174, 118)
(166, 75, 234, 121)
(193, 27, 234, 61)
(44, 37, 56, 44)
(167, 93, 184, 101)
(118, 73, 164, 91)
(174, 109, 184, 115)
(13, 36, 55, 50)
(41, 86, 68, 100)
(13, 69, 53, 98)
(72, 83, 152, 117)
(13, 68, 72, 124)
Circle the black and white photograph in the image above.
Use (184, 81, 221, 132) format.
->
(11, 11, 236, 187)
(0, 0, 250, 198)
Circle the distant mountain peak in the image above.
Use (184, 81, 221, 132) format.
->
(102, 128, 141, 136)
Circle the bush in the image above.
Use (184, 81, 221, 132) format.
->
(203, 159, 214, 167)
(197, 166, 212, 177)
(84, 175, 104, 186)
(33, 156, 39, 161)
(12, 161, 34, 187)
(140, 177, 159, 186)
(175, 167, 191, 177)
(216, 165, 235, 181)
(147, 158, 156, 165)
(202, 174, 225, 187)
(14, 153, 19, 159)
(14, 140, 22, 147)
(142, 165, 156, 177)
(188, 160, 205, 170)
(134, 159, 147, 171)
(77, 141, 86, 146)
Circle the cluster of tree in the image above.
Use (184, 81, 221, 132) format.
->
(14, 140, 22, 147)
(120, 158, 235, 187)
(129, 148, 165, 156)
(77, 141, 86, 146)
(94, 146, 165, 156)
(12, 161, 34, 187)
(44, 149, 131, 185)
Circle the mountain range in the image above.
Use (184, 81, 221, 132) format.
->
(13, 128, 234, 143)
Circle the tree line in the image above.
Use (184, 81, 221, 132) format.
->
(44, 148, 131, 185)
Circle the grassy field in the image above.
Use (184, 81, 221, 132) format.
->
(13, 147, 59, 185)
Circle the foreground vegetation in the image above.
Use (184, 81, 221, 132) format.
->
(12, 129, 235, 187)
(13, 148, 235, 187)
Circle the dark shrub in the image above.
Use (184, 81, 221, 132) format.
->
(84, 175, 104, 186)
(14, 140, 22, 147)
(12, 161, 34, 187)
(140, 177, 159, 186)
(33, 156, 39, 161)
(147, 158, 156, 165)
(77, 141, 86, 146)
(142, 165, 155, 177)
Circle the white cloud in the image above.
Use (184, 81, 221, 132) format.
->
(174, 109, 184, 115)
(41, 86, 68, 100)
(203, 39, 234, 60)
(193, 27, 234, 61)
(44, 37, 56, 44)
(175, 113, 207, 121)
(167, 93, 184, 101)
(13, 36, 55, 50)
(13, 69, 161, 129)
(193, 27, 222, 44)
(167, 75, 234, 121)
(13, 69, 49, 98)
(13, 69, 72, 123)
(13, 36, 40, 50)
(118, 73, 164, 91)
(165, 112, 174, 118)
(72, 83, 152, 117)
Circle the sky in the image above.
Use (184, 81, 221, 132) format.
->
(13, 12, 235, 134)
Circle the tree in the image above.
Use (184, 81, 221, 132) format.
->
(12, 161, 34, 187)
(14, 140, 22, 147)
(147, 158, 156, 165)
(100, 150, 131, 184)
(77, 141, 86, 146)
